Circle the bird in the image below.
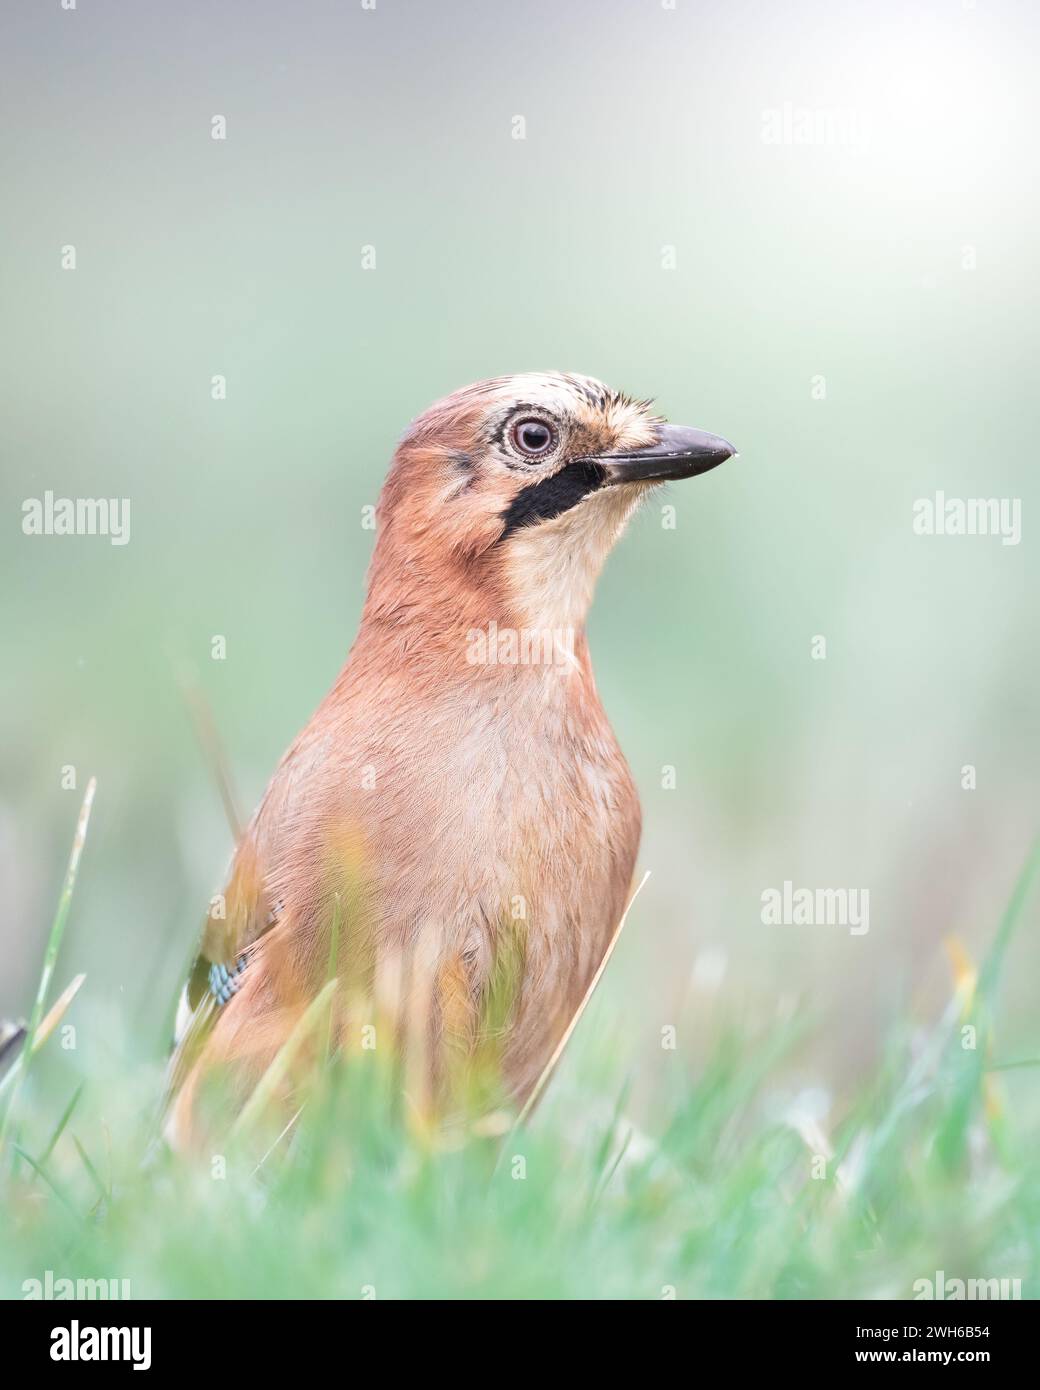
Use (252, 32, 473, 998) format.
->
(164, 372, 735, 1148)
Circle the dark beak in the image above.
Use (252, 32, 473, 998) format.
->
(595, 423, 737, 484)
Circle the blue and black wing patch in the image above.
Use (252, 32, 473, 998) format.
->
(208, 956, 249, 1007)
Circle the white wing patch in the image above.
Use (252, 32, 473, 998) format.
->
(172, 983, 195, 1049)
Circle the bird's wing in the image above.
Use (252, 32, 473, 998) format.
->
(163, 834, 282, 1113)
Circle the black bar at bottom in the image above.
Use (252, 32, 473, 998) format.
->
(2, 1295, 1032, 1372)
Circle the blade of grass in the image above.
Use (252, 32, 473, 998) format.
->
(72, 1134, 109, 1202)
(593, 1125, 634, 1204)
(36, 1082, 84, 1170)
(175, 665, 243, 841)
(0, 780, 96, 1158)
(494, 872, 651, 1175)
(520, 870, 650, 1124)
(34, 972, 87, 1049)
(590, 1076, 633, 1184)
(0, 974, 87, 1105)
(250, 1106, 304, 1177)
(12, 1144, 82, 1223)
(978, 839, 1040, 999)
(935, 840, 1040, 1172)
(324, 893, 342, 1062)
(230, 979, 337, 1141)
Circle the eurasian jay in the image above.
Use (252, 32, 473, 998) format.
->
(165, 372, 734, 1147)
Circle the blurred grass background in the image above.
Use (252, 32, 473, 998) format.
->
(1, 0, 1039, 1297)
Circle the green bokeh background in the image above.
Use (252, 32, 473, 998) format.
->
(1, 0, 1037, 1111)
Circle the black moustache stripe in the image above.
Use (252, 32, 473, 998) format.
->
(498, 461, 606, 541)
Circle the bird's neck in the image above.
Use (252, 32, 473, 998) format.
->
(331, 564, 599, 721)
(351, 585, 595, 689)
(362, 484, 641, 649)
(342, 484, 643, 700)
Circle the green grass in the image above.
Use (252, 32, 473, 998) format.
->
(2, 789, 1039, 1301)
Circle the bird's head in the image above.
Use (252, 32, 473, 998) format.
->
(365, 372, 735, 645)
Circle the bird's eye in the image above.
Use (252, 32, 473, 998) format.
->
(510, 418, 556, 459)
